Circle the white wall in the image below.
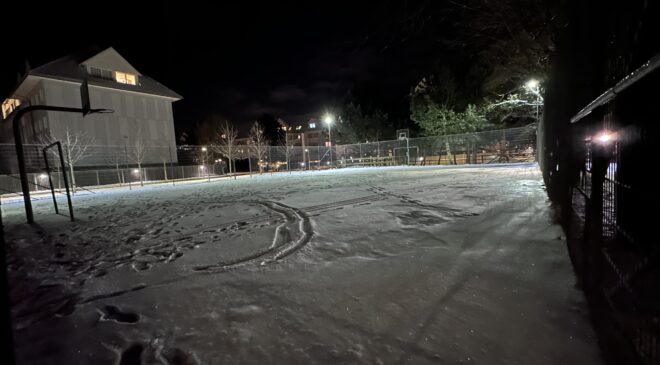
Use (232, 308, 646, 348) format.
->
(38, 79, 178, 165)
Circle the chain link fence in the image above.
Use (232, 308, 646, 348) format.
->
(0, 125, 536, 195)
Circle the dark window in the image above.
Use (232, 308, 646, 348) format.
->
(89, 67, 114, 80)
(89, 67, 102, 77)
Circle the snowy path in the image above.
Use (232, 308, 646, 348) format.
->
(3, 164, 602, 364)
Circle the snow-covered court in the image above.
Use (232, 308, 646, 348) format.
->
(3, 164, 602, 364)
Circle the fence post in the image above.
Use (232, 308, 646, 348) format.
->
(406, 138, 410, 165)
(268, 147, 272, 174)
(585, 142, 611, 294)
(116, 164, 122, 187)
(169, 145, 175, 186)
(95, 170, 100, 186)
(163, 161, 168, 181)
(125, 145, 131, 191)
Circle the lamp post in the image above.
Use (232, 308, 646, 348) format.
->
(202, 146, 210, 182)
(305, 148, 309, 170)
(324, 113, 334, 167)
(525, 79, 541, 122)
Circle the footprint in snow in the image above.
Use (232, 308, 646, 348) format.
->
(98, 305, 139, 324)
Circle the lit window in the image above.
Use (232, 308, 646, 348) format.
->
(115, 72, 137, 85)
(296, 125, 302, 130)
(309, 122, 316, 129)
(115, 72, 127, 84)
(2, 98, 21, 119)
(125, 74, 137, 85)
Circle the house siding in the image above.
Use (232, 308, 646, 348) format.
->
(10, 78, 178, 167)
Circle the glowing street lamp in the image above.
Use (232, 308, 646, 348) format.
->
(324, 113, 334, 167)
(201, 146, 210, 182)
(525, 79, 539, 90)
(595, 130, 616, 145)
(525, 79, 542, 122)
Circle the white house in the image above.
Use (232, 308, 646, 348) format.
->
(1, 46, 182, 168)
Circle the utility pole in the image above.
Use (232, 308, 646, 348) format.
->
(301, 133, 307, 170)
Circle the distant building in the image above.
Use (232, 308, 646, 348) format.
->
(1, 46, 182, 169)
(279, 118, 329, 147)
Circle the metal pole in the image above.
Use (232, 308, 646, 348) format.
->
(12, 110, 33, 222)
(56, 142, 74, 221)
(9, 104, 110, 223)
(268, 147, 272, 175)
(328, 125, 333, 167)
(535, 85, 540, 122)
(205, 148, 210, 182)
(406, 137, 410, 165)
(302, 134, 306, 171)
(42, 148, 59, 214)
(125, 145, 131, 191)
(169, 145, 175, 186)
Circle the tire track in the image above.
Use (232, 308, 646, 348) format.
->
(367, 185, 478, 218)
(70, 195, 384, 277)
(76, 196, 379, 304)
(191, 201, 314, 272)
(160, 194, 383, 246)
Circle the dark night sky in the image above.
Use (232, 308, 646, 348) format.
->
(2, 2, 447, 138)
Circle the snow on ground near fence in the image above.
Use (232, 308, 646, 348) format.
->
(3, 164, 602, 364)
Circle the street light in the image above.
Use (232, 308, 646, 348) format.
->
(525, 79, 539, 90)
(202, 146, 210, 182)
(324, 113, 334, 167)
(595, 130, 616, 145)
(525, 79, 542, 122)
(304, 148, 309, 170)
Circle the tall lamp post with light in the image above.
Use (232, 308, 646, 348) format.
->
(525, 79, 543, 122)
(202, 146, 210, 182)
(324, 113, 334, 167)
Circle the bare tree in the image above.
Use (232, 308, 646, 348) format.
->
(128, 123, 149, 186)
(212, 121, 238, 176)
(249, 121, 269, 173)
(276, 132, 301, 173)
(41, 126, 94, 193)
(103, 149, 125, 186)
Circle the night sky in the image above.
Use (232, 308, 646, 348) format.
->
(2, 2, 447, 139)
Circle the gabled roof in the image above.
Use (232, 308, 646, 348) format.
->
(28, 46, 182, 100)
(81, 47, 141, 75)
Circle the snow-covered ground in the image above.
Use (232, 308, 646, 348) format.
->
(3, 164, 602, 364)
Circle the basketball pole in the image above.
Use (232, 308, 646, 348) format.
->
(9, 80, 110, 223)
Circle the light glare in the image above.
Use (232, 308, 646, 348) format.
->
(595, 130, 616, 144)
(526, 79, 539, 89)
